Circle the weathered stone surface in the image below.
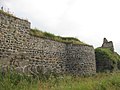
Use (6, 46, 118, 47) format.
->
(102, 38, 114, 52)
(0, 11, 96, 75)
(66, 44, 96, 75)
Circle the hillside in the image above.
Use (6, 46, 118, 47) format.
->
(95, 48, 120, 72)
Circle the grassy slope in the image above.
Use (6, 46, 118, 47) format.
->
(0, 72, 120, 90)
(95, 48, 120, 62)
(95, 48, 120, 72)
(29, 28, 87, 45)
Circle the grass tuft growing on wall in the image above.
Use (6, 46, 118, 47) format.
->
(30, 28, 87, 45)
(0, 10, 13, 17)
(0, 10, 28, 22)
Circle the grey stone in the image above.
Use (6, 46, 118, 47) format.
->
(102, 38, 114, 52)
(0, 11, 96, 76)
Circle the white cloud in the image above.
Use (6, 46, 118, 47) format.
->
(2, 0, 120, 54)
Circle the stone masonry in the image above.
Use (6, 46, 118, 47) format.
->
(102, 38, 114, 52)
(0, 11, 96, 76)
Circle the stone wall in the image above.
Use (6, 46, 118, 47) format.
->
(66, 44, 96, 75)
(102, 38, 114, 52)
(0, 11, 96, 75)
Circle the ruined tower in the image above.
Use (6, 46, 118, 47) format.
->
(102, 38, 114, 52)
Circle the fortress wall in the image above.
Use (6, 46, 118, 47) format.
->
(66, 44, 96, 75)
(0, 11, 96, 75)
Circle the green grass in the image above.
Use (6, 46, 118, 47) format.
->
(29, 28, 87, 45)
(95, 48, 120, 62)
(0, 70, 120, 90)
(0, 10, 13, 17)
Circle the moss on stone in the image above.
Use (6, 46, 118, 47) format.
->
(29, 28, 87, 45)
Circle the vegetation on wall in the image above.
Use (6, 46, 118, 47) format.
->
(30, 28, 87, 45)
(0, 10, 13, 16)
(0, 10, 28, 22)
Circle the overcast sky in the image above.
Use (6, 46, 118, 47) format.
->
(1, 0, 120, 54)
